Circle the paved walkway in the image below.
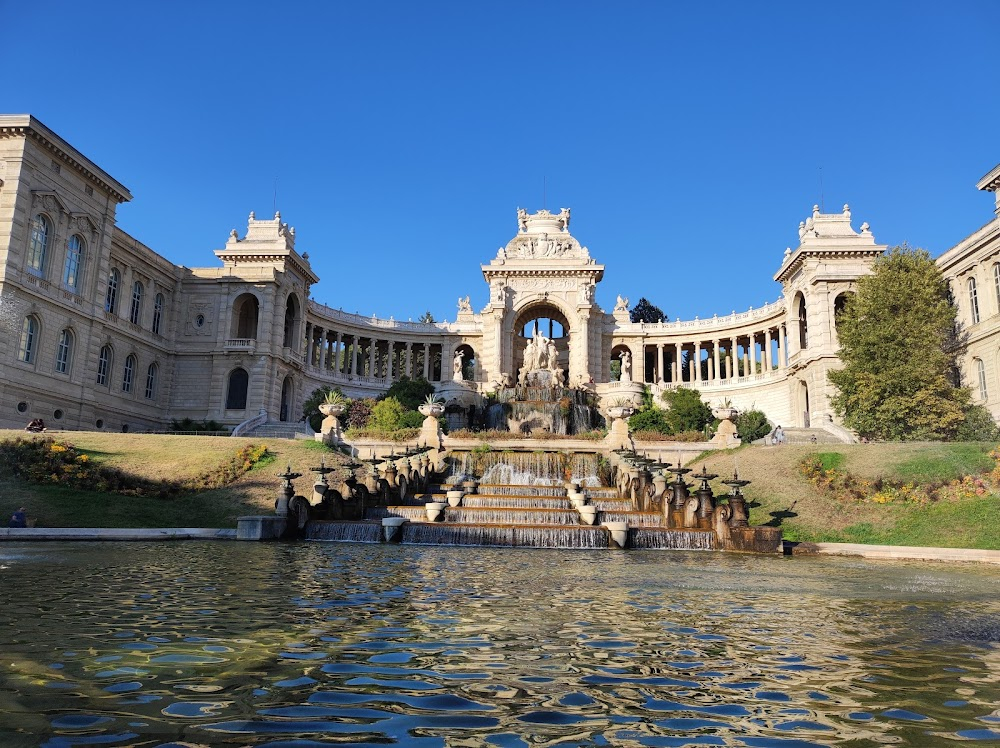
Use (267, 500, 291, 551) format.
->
(787, 541, 1000, 564)
(0, 528, 236, 541)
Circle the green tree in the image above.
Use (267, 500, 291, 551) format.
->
(629, 297, 667, 323)
(419, 311, 435, 323)
(384, 376, 435, 411)
(661, 387, 713, 432)
(369, 397, 406, 430)
(829, 246, 969, 440)
(734, 408, 771, 442)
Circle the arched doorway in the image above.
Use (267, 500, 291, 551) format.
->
(226, 367, 249, 410)
(232, 293, 260, 340)
(279, 376, 293, 422)
(795, 293, 808, 350)
(282, 294, 300, 350)
(454, 344, 477, 382)
(510, 302, 571, 382)
(609, 344, 632, 382)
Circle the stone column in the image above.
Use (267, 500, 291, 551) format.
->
(713, 340, 721, 382)
(304, 322, 313, 366)
(319, 329, 328, 370)
(405, 343, 413, 378)
(749, 332, 757, 374)
(742, 336, 749, 377)
(674, 342, 682, 383)
(423, 343, 430, 379)
(656, 343, 664, 383)
(765, 329, 773, 371)
(694, 342, 702, 383)
(334, 331, 343, 374)
(387, 341, 394, 381)
(350, 335, 359, 376)
(780, 324, 788, 368)
(729, 337, 737, 379)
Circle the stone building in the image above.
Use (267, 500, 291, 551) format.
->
(0, 114, 995, 436)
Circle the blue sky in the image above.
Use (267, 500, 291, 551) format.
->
(6, 1, 999, 324)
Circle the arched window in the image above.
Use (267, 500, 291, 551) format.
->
(55, 328, 73, 374)
(232, 293, 259, 339)
(27, 214, 49, 273)
(129, 281, 144, 325)
(152, 293, 164, 335)
(226, 367, 249, 410)
(145, 363, 158, 400)
(17, 316, 37, 363)
(994, 264, 1000, 312)
(63, 235, 84, 289)
(969, 277, 980, 324)
(105, 269, 120, 313)
(282, 295, 300, 349)
(122, 354, 136, 393)
(796, 293, 808, 349)
(97, 345, 112, 386)
(977, 358, 988, 400)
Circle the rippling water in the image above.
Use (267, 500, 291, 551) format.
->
(1, 542, 1000, 747)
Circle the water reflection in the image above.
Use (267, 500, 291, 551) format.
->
(0, 542, 998, 745)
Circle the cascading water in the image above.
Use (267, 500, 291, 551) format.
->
(484, 386, 600, 435)
(449, 451, 600, 486)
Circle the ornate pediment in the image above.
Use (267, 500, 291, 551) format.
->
(31, 190, 69, 216)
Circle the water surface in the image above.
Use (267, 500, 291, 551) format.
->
(1, 542, 999, 746)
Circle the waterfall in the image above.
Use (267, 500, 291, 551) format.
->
(451, 451, 600, 486)
(463, 496, 570, 509)
(482, 386, 600, 435)
(307, 521, 383, 543)
(401, 523, 610, 549)
(478, 484, 568, 497)
(629, 528, 718, 550)
(445, 508, 582, 525)
(598, 511, 664, 527)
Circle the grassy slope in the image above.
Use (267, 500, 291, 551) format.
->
(0, 430, 352, 528)
(696, 442, 1000, 548)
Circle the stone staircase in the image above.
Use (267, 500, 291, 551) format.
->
(241, 420, 314, 440)
(780, 427, 847, 445)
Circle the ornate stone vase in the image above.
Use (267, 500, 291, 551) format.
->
(711, 406, 738, 422)
(319, 403, 346, 418)
(606, 405, 635, 421)
(418, 402, 446, 419)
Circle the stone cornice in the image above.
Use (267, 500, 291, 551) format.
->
(213, 248, 319, 285)
(0, 114, 132, 203)
(774, 247, 885, 284)
(977, 163, 1000, 193)
(481, 265, 604, 279)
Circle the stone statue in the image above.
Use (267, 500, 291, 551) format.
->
(517, 208, 528, 232)
(558, 207, 571, 231)
(546, 338, 558, 372)
(453, 349, 464, 381)
(619, 350, 632, 383)
(457, 296, 472, 313)
(523, 337, 538, 371)
(614, 295, 629, 313)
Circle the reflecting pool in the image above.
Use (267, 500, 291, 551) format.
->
(1, 542, 1000, 746)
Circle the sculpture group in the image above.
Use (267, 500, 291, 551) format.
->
(518, 333, 565, 387)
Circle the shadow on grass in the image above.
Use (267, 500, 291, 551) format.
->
(765, 501, 798, 528)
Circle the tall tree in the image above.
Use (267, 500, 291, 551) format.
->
(829, 246, 969, 440)
(418, 311, 435, 323)
(629, 297, 667, 324)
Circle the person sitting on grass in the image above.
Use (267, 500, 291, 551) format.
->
(9, 507, 27, 528)
(24, 418, 45, 433)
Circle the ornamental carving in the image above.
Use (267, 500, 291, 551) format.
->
(508, 278, 577, 291)
(500, 234, 589, 260)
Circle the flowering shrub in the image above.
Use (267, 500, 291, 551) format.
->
(0, 437, 271, 497)
(799, 448, 1000, 505)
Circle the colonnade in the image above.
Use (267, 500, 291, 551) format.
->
(626, 323, 790, 386)
(303, 322, 445, 383)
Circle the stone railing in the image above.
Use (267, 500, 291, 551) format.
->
(307, 300, 482, 334)
(225, 338, 256, 351)
(232, 408, 267, 437)
(615, 299, 787, 334)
